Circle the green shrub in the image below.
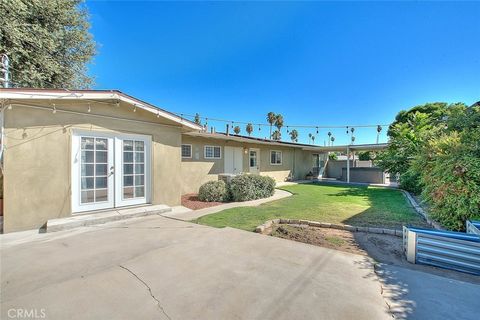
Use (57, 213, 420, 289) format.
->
(418, 128, 480, 230)
(399, 170, 422, 195)
(229, 174, 276, 202)
(198, 180, 230, 202)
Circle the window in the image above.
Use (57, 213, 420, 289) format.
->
(270, 150, 282, 165)
(123, 140, 145, 199)
(181, 144, 192, 158)
(204, 145, 221, 159)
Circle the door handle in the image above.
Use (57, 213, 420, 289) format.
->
(109, 166, 115, 176)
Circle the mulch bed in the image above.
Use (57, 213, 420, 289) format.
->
(181, 194, 225, 210)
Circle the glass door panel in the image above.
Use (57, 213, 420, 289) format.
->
(72, 133, 114, 212)
(115, 136, 150, 207)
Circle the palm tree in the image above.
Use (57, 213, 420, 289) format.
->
(376, 125, 382, 144)
(289, 129, 298, 142)
(267, 112, 276, 139)
(233, 126, 241, 135)
(246, 123, 253, 136)
(330, 136, 335, 146)
(327, 131, 332, 146)
(311, 135, 315, 144)
(274, 114, 284, 133)
(351, 136, 355, 144)
(272, 130, 281, 141)
(194, 113, 201, 125)
(308, 133, 312, 144)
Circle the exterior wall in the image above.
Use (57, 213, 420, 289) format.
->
(3, 100, 184, 232)
(181, 135, 321, 194)
(325, 160, 347, 179)
(341, 167, 385, 184)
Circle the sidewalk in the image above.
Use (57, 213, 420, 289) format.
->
(161, 189, 292, 221)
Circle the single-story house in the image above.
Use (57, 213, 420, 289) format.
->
(0, 88, 386, 232)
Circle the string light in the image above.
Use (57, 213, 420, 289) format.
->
(157, 111, 160, 118)
(133, 105, 137, 112)
(87, 104, 91, 113)
(116, 100, 120, 107)
(7, 104, 12, 110)
(52, 104, 57, 114)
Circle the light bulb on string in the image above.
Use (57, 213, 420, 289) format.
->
(52, 104, 57, 114)
(87, 104, 91, 113)
(133, 105, 137, 112)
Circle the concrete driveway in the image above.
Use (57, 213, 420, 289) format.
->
(1, 216, 478, 320)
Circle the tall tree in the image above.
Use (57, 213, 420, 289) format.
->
(311, 135, 316, 144)
(274, 114, 284, 133)
(271, 130, 281, 141)
(233, 125, 241, 135)
(194, 113, 202, 125)
(308, 133, 312, 144)
(267, 112, 276, 139)
(246, 123, 253, 136)
(289, 129, 298, 142)
(0, 0, 96, 88)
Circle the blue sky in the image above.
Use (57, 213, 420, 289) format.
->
(87, 1, 480, 145)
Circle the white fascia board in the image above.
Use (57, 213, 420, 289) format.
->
(0, 90, 204, 131)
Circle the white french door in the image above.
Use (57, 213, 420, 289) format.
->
(72, 131, 151, 213)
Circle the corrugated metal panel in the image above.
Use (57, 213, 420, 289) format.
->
(466, 220, 480, 236)
(404, 226, 480, 275)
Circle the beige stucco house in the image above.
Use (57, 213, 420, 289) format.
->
(0, 88, 386, 233)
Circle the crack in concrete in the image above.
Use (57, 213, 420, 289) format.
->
(119, 265, 172, 320)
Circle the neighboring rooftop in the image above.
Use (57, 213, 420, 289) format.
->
(184, 131, 389, 151)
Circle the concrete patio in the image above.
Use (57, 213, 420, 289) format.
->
(1, 215, 479, 320)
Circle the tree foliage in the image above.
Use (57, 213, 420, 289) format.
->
(246, 123, 253, 136)
(376, 102, 480, 230)
(271, 130, 281, 141)
(0, 0, 96, 88)
(233, 125, 241, 135)
(194, 113, 202, 125)
(289, 129, 298, 142)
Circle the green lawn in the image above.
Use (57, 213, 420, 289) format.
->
(196, 183, 429, 231)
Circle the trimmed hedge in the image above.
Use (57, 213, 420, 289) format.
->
(198, 180, 230, 202)
(229, 174, 276, 202)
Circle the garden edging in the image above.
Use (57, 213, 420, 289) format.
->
(401, 190, 443, 230)
(255, 219, 403, 237)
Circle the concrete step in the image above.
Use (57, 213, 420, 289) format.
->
(46, 205, 172, 232)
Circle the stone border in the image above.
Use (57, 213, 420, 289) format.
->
(400, 190, 443, 230)
(255, 219, 403, 237)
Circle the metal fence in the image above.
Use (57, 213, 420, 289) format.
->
(466, 220, 480, 236)
(404, 223, 480, 275)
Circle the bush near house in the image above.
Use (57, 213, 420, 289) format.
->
(198, 180, 230, 202)
(229, 174, 276, 202)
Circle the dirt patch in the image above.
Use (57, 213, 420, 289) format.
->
(181, 194, 225, 210)
(271, 224, 480, 284)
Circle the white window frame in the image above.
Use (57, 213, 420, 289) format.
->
(181, 144, 192, 159)
(204, 145, 222, 159)
(270, 150, 283, 165)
